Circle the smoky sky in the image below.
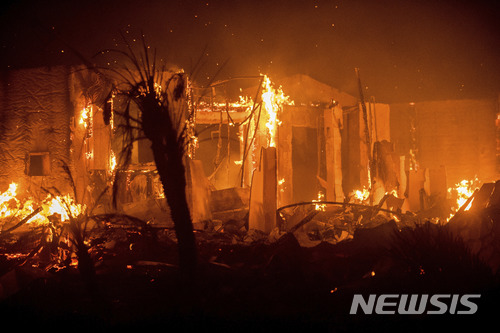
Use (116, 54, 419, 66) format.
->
(0, 0, 499, 103)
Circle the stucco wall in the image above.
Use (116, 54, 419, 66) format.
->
(391, 98, 498, 188)
(0, 66, 73, 196)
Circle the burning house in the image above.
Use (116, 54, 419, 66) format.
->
(0, 60, 499, 330)
(0, 63, 499, 232)
(0, 0, 499, 328)
(0, 65, 354, 228)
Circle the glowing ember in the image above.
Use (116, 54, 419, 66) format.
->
(386, 189, 399, 197)
(313, 191, 326, 211)
(278, 178, 286, 194)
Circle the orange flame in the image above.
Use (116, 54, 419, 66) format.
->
(0, 182, 18, 219)
(448, 178, 478, 213)
(260, 75, 293, 148)
(79, 106, 91, 128)
(350, 187, 370, 203)
(109, 150, 117, 171)
(313, 191, 326, 211)
(0, 182, 85, 227)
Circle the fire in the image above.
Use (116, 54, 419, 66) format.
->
(44, 195, 85, 222)
(0, 182, 18, 219)
(0, 182, 85, 227)
(350, 187, 370, 203)
(79, 106, 91, 128)
(260, 75, 293, 148)
(386, 189, 399, 197)
(278, 178, 286, 193)
(110, 150, 117, 171)
(235, 95, 254, 109)
(313, 191, 326, 211)
(448, 178, 478, 212)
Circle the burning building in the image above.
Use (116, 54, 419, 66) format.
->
(0, 0, 498, 328)
(0, 63, 499, 232)
(0, 61, 499, 331)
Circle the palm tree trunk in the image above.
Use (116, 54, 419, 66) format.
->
(150, 141, 197, 280)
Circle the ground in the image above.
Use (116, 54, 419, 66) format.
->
(0, 217, 498, 332)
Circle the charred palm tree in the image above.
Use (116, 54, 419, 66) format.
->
(41, 162, 103, 306)
(99, 36, 203, 281)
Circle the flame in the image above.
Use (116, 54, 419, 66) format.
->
(386, 189, 399, 198)
(44, 195, 84, 222)
(110, 150, 117, 171)
(350, 187, 370, 203)
(260, 75, 293, 148)
(235, 95, 254, 109)
(448, 178, 478, 212)
(79, 106, 91, 128)
(0, 182, 85, 226)
(0, 182, 18, 219)
(313, 191, 326, 211)
(196, 95, 254, 113)
(277, 178, 286, 194)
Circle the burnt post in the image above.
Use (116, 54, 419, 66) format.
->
(249, 146, 277, 233)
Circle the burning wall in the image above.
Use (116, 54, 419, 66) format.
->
(240, 74, 356, 206)
(0, 65, 117, 228)
(341, 100, 392, 197)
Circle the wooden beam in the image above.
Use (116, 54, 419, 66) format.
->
(195, 110, 250, 124)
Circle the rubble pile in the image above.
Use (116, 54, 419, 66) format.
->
(0, 181, 498, 329)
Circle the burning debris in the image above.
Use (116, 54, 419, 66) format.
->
(448, 177, 481, 214)
(0, 182, 85, 228)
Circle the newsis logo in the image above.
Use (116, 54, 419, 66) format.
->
(350, 294, 481, 315)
